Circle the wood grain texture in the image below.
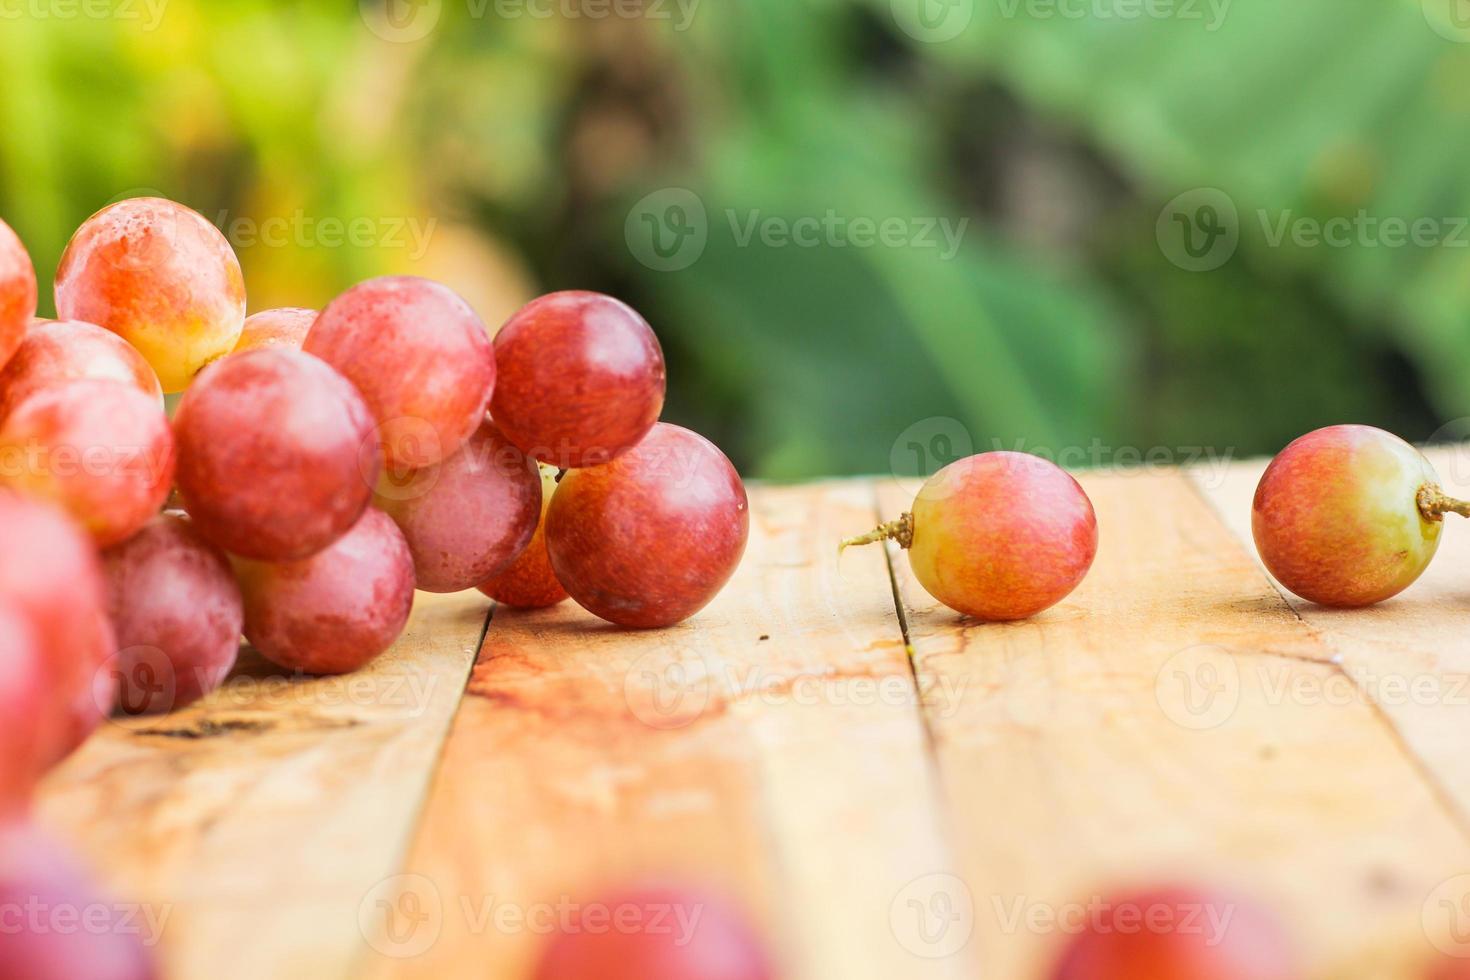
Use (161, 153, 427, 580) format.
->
(880, 469, 1470, 980)
(362, 481, 969, 980)
(34, 589, 490, 980)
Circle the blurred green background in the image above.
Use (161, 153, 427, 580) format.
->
(4, 0, 1470, 479)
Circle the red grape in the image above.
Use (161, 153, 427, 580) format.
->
(102, 514, 243, 715)
(0, 492, 114, 769)
(54, 198, 245, 392)
(1253, 425, 1449, 607)
(843, 451, 1097, 621)
(0, 319, 163, 425)
(478, 464, 570, 609)
(547, 423, 748, 628)
(232, 307, 316, 354)
(304, 276, 495, 471)
(0, 819, 159, 980)
(532, 884, 774, 980)
(0, 379, 175, 547)
(493, 291, 666, 468)
(0, 602, 47, 813)
(235, 508, 414, 675)
(1048, 886, 1296, 980)
(173, 348, 379, 561)
(375, 417, 540, 593)
(0, 218, 37, 371)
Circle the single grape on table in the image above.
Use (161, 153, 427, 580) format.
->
(0, 218, 37, 371)
(305, 276, 496, 471)
(375, 417, 541, 594)
(844, 451, 1097, 621)
(1252, 425, 1467, 607)
(54, 198, 246, 393)
(478, 463, 570, 609)
(493, 291, 666, 468)
(1048, 886, 1296, 980)
(173, 348, 379, 562)
(532, 884, 774, 980)
(102, 513, 244, 715)
(547, 423, 749, 629)
(0, 379, 175, 547)
(232, 307, 317, 353)
(0, 319, 164, 424)
(234, 508, 415, 676)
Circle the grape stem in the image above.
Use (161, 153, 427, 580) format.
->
(840, 513, 915, 553)
(1417, 484, 1470, 522)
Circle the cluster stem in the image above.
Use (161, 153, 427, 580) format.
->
(1417, 484, 1470, 522)
(839, 512, 915, 554)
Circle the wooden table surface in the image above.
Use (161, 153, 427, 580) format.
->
(37, 448, 1470, 980)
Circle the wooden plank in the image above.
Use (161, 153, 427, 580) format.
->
(881, 469, 1470, 980)
(362, 481, 972, 980)
(34, 589, 490, 980)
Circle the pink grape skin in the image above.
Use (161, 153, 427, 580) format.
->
(102, 513, 243, 716)
(1252, 425, 1439, 608)
(493, 291, 666, 469)
(0, 602, 47, 814)
(0, 819, 158, 980)
(173, 349, 380, 562)
(546, 424, 749, 629)
(0, 218, 37, 371)
(907, 452, 1098, 621)
(232, 307, 316, 353)
(304, 276, 496, 471)
(234, 508, 415, 676)
(54, 197, 245, 393)
(478, 465, 570, 609)
(0, 379, 175, 548)
(0, 492, 114, 771)
(532, 885, 775, 980)
(0, 319, 164, 425)
(374, 418, 541, 594)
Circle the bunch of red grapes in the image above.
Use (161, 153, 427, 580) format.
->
(0, 198, 750, 977)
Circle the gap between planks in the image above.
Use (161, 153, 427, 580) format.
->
(360, 480, 971, 980)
